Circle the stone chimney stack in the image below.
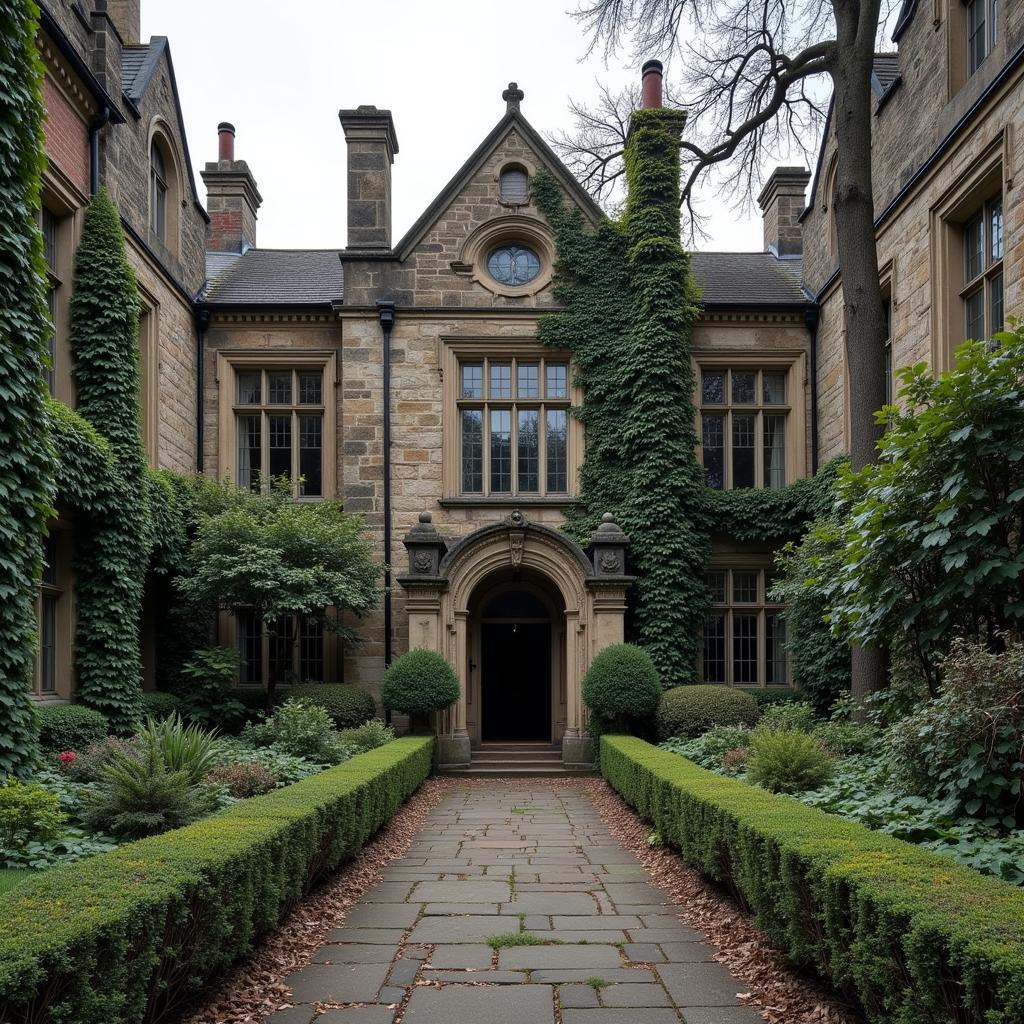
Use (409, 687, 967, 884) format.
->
(338, 105, 399, 250)
(201, 122, 262, 253)
(757, 166, 811, 257)
(641, 59, 663, 108)
(98, 0, 140, 44)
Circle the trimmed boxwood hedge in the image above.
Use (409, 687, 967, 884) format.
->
(601, 735, 1024, 1024)
(37, 704, 108, 752)
(0, 735, 432, 1024)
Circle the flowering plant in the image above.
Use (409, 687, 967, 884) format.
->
(58, 751, 77, 766)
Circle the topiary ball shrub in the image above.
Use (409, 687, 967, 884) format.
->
(582, 644, 661, 732)
(746, 727, 835, 794)
(37, 704, 108, 752)
(382, 650, 459, 726)
(656, 685, 759, 740)
(288, 684, 377, 729)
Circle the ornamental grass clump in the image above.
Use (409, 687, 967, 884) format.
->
(746, 727, 835, 794)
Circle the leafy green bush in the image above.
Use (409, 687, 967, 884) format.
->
(746, 728, 835, 794)
(829, 328, 1024, 691)
(0, 780, 65, 850)
(812, 720, 879, 755)
(338, 720, 394, 753)
(139, 692, 181, 721)
(65, 736, 142, 784)
(211, 740, 321, 785)
(759, 701, 818, 732)
(885, 638, 1024, 825)
(242, 699, 348, 764)
(582, 644, 661, 732)
(289, 683, 377, 728)
(656, 685, 759, 739)
(0, 736, 433, 1023)
(205, 761, 278, 798)
(382, 649, 459, 718)
(659, 725, 753, 771)
(175, 647, 246, 729)
(602, 735, 1024, 1023)
(742, 688, 807, 708)
(37, 705, 108, 753)
(82, 741, 218, 839)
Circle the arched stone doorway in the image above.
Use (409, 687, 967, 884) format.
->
(468, 571, 565, 744)
(398, 510, 633, 769)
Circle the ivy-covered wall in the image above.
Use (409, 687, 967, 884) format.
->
(536, 105, 841, 687)
(0, 0, 54, 775)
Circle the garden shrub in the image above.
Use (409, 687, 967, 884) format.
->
(382, 649, 459, 720)
(656, 685, 759, 739)
(143, 715, 220, 784)
(205, 761, 278, 798)
(811, 720, 878, 755)
(37, 705, 107, 753)
(601, 735, 1024, 1024)
(0, 780, 64, 850)
(209, 739, 321, 785)
(885, 637, 1024, 825)
(175, 647, 246, 729)
(338, 720, 394, 753)
(0, 736, 432, 1023)
(659, 725, 753, 771)
(582, 644, 661, 734)
(758, 701, 818, 732)
(741, 688, 807, 709)
(289, 683, 377, 728)
(65, 736, 142, 784)
(242, 699, 348, 764)
(746, 728, 835, 794)
(139, 692, 181, 721)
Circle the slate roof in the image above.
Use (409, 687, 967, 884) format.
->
(892, 0, 918, 42)
(203, 249, 343, 306)
(121, 40, 166, 104)
(872, 54, 900, 97)
(690, 252, 808, 307)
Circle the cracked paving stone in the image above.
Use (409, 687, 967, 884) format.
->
(402, 984, 555, 1024)
(287, 962, 391, 1003)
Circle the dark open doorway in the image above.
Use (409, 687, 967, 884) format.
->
(480, 617, 551, 742)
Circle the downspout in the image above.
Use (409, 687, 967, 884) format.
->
(194, 308, 210, 473)
(377, 301, 396, 671)
(88, 106, 111, 196)
(804, 305, 820, 474)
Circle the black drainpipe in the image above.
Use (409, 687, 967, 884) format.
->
(377, 301, 396, 670)
(88, 106, 111, 196)
(804, 304, 820, 474)
(194, 308, 210, 473)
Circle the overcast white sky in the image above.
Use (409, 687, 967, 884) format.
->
(141, 0, 789, 252)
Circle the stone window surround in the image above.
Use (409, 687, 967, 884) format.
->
(40, 164, 85, 409)
(457, 214, 556, 298)
(947, 0, 1005, 97)
(34, 522, 74, 702)
(692, 350, 808, 490)
(147, 118, 183, 259)
(928, 136, 1005, 371)
(879, 260, 896, 406)
(497, 159, 534, 206)
(137, 286, 160, 467)
(440, 337, 582, 506)
(215, 350, 338, 500)
(222, 608, 339, 688)
(702, 553, 791, 689)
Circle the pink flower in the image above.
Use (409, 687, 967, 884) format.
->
(58, 750, 77, 764)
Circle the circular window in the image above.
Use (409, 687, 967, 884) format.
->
(486, 245, 541, 286)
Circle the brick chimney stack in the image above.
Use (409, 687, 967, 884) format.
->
(641, 59, 663, 108)
(201, 122, 262, 254)
(339, 105, 399, 250)
(757, 166, 811, 257)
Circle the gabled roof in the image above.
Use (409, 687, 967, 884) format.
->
(121, 37, 207, 222)
(892, 0, 918, 43)
(871, 54, 900, 96)
(389, 109, 607, 262)
(202, 249, 343, 307)
(690, 252, 809, 308)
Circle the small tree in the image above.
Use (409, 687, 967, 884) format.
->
(829, 326, 1024, 693)
(381, 649, 459, 734)
(177, 483, 380, 711)
(582, 643, 661, 733)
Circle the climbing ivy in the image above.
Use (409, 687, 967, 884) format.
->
(0, 0, 54, 776)
(537, 109, 845, 688)
(67, 189, 148, 731)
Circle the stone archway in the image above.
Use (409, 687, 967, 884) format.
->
(398, 510, 633, 768)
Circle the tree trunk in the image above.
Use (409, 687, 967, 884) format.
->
(831, 0, 888, 703)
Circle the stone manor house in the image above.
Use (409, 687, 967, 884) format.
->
(32, 0, 1021, 765)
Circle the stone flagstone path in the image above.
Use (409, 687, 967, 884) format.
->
(268, 783, 764, 1024)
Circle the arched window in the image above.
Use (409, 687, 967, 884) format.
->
(499, 166, 529, 203)
(150, 141, 168, 241)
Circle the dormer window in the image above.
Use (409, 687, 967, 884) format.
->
(967, 0, 998, 76)
(499, 166, 529, 204)
(150, 141, 168, 241)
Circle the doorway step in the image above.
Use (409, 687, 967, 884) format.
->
(444, 742, 595, 777)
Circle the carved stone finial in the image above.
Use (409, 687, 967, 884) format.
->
(503, 81, 524, 113)
(419, 511, 432, 524)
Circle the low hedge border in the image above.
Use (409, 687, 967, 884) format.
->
(601, 735, 1024, 1024)
(0, 735, 433, 1024)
